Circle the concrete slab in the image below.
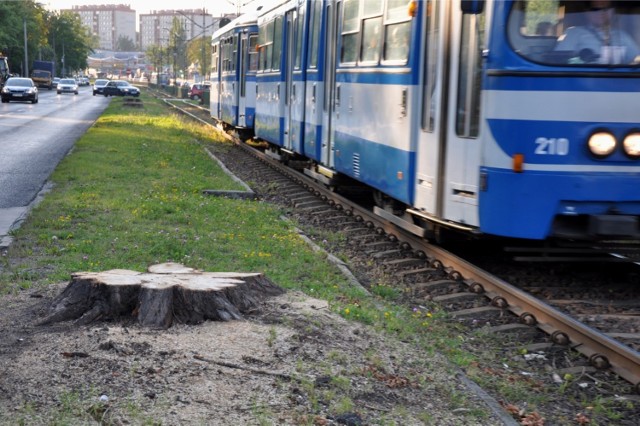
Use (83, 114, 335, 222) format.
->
(0, 207, 29, 249)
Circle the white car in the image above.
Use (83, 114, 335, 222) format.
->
(57, 78, 79, 95)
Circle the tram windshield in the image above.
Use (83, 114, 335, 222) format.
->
(509, 0, 640, 66)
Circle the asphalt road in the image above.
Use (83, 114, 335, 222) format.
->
(0, 84, 110, 247)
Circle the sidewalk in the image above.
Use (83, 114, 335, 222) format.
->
(0, 183, 50, 249)
(0, 207, 27, 249)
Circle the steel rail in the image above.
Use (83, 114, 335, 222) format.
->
(237, 142, 640, 392)
(172, 99, 640, 393)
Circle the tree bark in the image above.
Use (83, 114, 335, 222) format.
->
(39, 263, 284, 329)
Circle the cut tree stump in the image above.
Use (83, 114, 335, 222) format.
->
(39, 262, 284, 329)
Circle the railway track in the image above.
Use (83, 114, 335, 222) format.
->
(237, 138, 640, 393)
(159, 94, 640, 400)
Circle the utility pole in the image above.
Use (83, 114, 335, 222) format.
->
(202, 8, 206, 81)
(225, 0, 257, 16)
(176, 9, 217, 82)
(23, 17, 28, 77)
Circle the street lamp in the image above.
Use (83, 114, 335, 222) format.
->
(23, 17, 28, 77)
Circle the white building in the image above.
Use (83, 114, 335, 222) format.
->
(67, 4, 136, 51)
(139, 10, 231, 51)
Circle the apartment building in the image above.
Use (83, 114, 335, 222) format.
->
(66, 4, 136, 51)
(140, 10, 232, 51)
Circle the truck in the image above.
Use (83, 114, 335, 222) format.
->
(31, 60, 56, 90)
(0, 52, 9, 89)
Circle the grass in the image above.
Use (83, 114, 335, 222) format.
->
(0, 94, 344, 293)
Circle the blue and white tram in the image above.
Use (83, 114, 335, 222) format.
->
(210, 14, 259, 130)
(254, 0, 313, 156)
(216, 0, 640, 244)
(478, 0, 640, 240)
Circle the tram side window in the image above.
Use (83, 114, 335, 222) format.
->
(309, 0, 322, 68)
(456, 12, 484, 138)
(384, 21, 410, 61)
(341, 0, 360, 63)
(222, 39, 230, 72)
(212, 44, 218, 73)
(272, 16, 282, 71)
(361, 17, 383, 62)
(249, 34, 258, 72)
(384, 0, 412, 62)
(232, 35, 238, 72)
(259, 20, 274, 71)
(258, 22, 267, 71)
(295, 8, 305, 69)
(227, 37, 235, 72)
(422, 0, 440, 132)
(364, 0, 383, 16)
(386, 0, 410, 20)
(221, 41, 226, 72)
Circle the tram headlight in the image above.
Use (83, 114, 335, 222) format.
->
(623, 132, 640, 158)
(588, 132, 617, 157)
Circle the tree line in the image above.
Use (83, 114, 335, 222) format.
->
(0, 1, 219, 81)
(0, 0, 94, 77)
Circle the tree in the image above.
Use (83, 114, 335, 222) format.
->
(146, 44, 167, 73)
(116, 35, 137, 52)
(49, 11, 93, 76)
(186, 36, 211, 80)
(0, 2, 93, 77)
(0, 0, 48, 76)
(167, 17, 187, 79)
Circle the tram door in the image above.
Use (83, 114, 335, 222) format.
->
(211, 41, 222, 120)
(414, 0, 484, 228)
(238, 32, 250, 127)
(320, 0, 340, 168)
(283, 10, 297, 151)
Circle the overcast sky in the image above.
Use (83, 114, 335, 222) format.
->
(43, 0, 243, 16)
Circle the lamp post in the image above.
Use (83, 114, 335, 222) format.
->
(23, 17, 29, 77)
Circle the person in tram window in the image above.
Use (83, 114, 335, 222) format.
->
(555, 0, 640, 64)
(385, 23, 410, 61)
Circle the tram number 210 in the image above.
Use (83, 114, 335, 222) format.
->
(534, 137, 570, 156)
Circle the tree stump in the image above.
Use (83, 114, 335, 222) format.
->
(39, 263, 284, 329)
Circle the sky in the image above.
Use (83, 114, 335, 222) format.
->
(43, 0, 242, 17)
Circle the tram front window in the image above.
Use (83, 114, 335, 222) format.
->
(510, 0, 640, 66)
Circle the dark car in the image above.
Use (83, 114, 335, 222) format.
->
(188, 82, 210, 100)
(92, 79, 110, 96)
(1, 77, 38, 103)
(103, 80, 140, 97)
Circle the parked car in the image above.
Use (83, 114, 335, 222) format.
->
(92, 79, 110, 96)
(52, 77, 60, 89)
(57, 78, 79, 95)
(188, 82, 211, 100)
(103, 80, 140, 97)
(1, 77, 38, 103)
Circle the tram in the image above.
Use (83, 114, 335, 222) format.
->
(211, 0, 640, 243)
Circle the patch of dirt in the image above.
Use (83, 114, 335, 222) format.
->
(0, 283, 507, 425)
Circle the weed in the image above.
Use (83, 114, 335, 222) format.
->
(267, 326, 277, 347)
